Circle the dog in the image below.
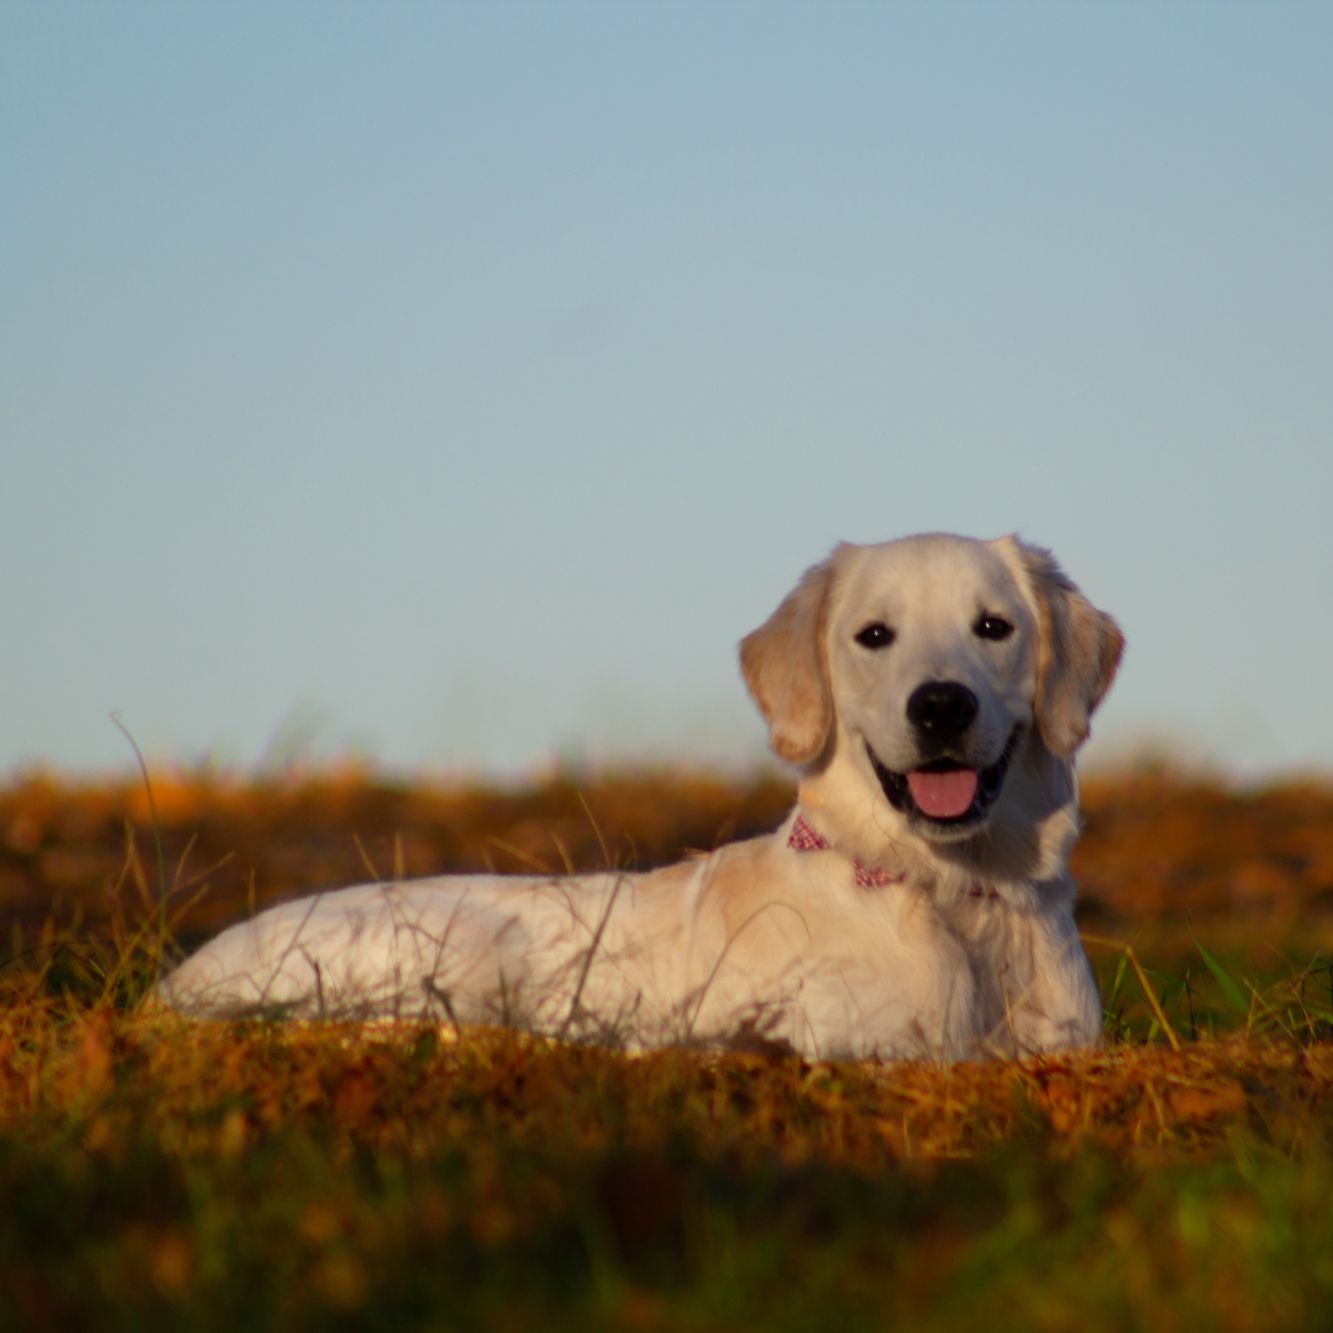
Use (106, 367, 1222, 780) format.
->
(160, 533, 1123, 1060)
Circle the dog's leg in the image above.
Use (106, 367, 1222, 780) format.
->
(994, 899, 1103, 1054)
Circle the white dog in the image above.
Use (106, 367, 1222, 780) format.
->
(160, 533, 1123, 1060)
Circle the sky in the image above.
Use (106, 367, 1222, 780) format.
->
(4, 2, 1331, 784)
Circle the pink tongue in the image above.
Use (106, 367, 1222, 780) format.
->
(907, 768, 979, 819)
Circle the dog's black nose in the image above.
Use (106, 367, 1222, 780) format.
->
(906, 681, 979, 741)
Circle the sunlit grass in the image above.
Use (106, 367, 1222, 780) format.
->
(2, 767, 1332, 1328)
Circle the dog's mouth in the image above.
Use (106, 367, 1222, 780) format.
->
(868, 727, 1021, 829)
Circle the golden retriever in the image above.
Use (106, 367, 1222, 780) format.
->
(161, 533, 1123, 1060)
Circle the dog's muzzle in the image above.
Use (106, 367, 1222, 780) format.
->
(867, 726, 1021, 829)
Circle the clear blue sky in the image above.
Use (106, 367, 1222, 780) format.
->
(4, 3, 1331, 782)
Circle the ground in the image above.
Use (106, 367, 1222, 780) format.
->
(1, 765, 1331, 1329)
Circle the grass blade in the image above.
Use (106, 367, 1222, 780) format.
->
(1192, 932, 1250, 1018)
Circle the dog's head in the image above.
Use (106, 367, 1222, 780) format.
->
(740, 534, 1123, 846)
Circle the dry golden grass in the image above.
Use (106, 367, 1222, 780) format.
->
(3, 766, 1332, 1329)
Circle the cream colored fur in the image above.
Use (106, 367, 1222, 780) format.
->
(160, 533, 1123, 1060)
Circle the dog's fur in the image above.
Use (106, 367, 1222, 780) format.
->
(160, 533, 1123, 1060)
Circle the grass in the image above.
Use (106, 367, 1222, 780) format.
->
(2, 766, 1333, 1329)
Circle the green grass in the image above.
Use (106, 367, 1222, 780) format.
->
(13, 1113, 1333, 1331)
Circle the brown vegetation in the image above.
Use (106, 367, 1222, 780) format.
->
(3, 764, 1330, 962)
(3, 767, 1333, 1328)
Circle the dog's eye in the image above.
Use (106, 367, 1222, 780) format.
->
(854, 622, 895, 650)
(974, 614, 1014, 642)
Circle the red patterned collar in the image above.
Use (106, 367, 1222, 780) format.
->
(787, 814, 904, 888)
(787, 813, 999, 899)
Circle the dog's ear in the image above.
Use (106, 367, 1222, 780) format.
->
(1010, 539, 1124, 759)
(739, 555, 837, 766)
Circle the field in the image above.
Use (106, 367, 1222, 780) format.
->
(3, 765, 1333, 1330)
